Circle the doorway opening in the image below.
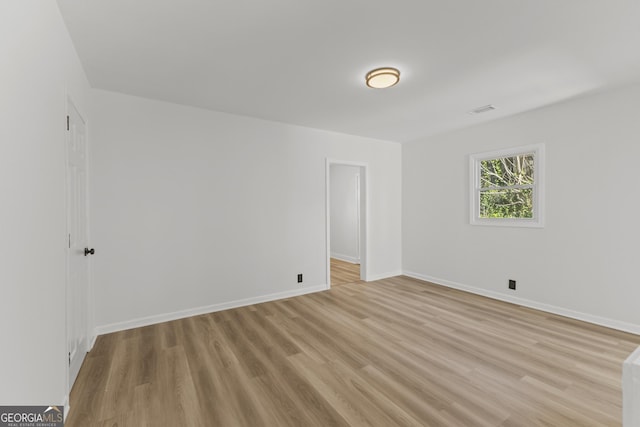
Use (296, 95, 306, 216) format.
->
(326, 160, 367, 287)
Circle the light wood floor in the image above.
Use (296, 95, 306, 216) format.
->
(66, 276, 640, 426)
(330, 258, 361, 286)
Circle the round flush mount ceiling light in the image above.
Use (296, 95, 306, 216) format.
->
(365, 67, 400, 89)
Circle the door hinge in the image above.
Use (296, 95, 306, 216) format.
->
(68, 352, 71, 365)
(66, 115, 69, 131)
(68, 234, 71, 249)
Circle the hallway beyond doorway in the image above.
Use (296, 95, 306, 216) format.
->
(330, 258, 361, 286)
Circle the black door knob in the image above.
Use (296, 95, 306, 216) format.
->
(84, 248, 95, 256)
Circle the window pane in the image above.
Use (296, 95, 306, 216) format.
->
(480, 188, 533, 218)
(480, 154, 534, 188)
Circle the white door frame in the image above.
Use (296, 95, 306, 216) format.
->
(355, 172, 361, 261)
(64, 94, 92, 412)
(326, 159, 368, 287)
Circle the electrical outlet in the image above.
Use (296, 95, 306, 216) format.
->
(297, 274, 303, 283)
(508, 279, 516, 290)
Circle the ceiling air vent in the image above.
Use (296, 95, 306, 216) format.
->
(469, 104, 496, 115)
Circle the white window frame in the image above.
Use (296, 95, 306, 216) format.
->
(469, 143, 545, 228)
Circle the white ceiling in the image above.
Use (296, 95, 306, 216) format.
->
(57, 0, 640, 143)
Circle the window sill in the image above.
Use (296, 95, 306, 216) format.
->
(470, 219, 544, 228)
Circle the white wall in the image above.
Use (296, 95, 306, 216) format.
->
(403, 83, 640, 332)
(330, 165, 361, 263)
(90, 89, 401, 332)
(0, 3, 90, 406)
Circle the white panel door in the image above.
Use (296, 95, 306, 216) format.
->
(66, 101, 90, 389)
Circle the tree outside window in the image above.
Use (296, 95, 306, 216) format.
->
(470, 144, 544, 227)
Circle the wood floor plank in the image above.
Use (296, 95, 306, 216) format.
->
(331, 258, 362, 286)
(65, 276, 640, 426)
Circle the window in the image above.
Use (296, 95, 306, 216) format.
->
(470, 144, 544, 227)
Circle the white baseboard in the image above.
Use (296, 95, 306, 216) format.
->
(403, 271, 640, 335)
(63, 394, 70, 422)
(623, 346, 640, 427)
(94, 284, 328, 336)
(367, 271, 403, 282)
(88, 334, 97, 351)
(330, 252, 360, 264)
